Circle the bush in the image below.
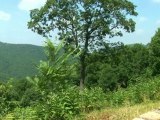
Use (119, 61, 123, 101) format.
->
(107, 77, 160, 107)
(36, 86, 106, 120)
(79, 87, 106, 112)
(2, 107, 38, 120)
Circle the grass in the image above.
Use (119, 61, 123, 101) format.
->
(84, 101, 160, 120)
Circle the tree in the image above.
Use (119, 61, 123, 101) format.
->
(149, 28, 160, 75)
(34, 40, 78, 94)
(85, 43, 150, 91)
(28, 0, 137, 89)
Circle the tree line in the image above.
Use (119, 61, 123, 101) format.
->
(1, 0, 160, 119)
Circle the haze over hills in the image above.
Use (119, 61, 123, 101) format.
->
(0, 41, 46, 81)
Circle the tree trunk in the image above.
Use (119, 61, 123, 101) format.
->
(79, 28, 89, 90)
(80, 53, 86, 90)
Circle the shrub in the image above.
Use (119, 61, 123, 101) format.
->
(35, 86, 106, 120)
(2, 107, 38, 120)
(107, 77, 160, 107)
(79, 87, 106, 112)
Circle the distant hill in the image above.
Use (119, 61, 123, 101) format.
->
(0, 42, 46, 81)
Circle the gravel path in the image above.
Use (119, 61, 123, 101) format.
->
(133, 109, 160, 120)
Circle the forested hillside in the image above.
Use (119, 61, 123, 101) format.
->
(1, 0, 160, 120)
(0, 42, 45, 80)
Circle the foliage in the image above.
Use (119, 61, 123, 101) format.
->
(36, 86, 80, 120)
(2, 107, 38, 120)
(85, 42, 150, 91)
(0, 42, 46, 81)
(27, 40, 106, 119)
(79, 87, 106, 112)
(0, 78, 42, 118)
(3, 26, 160, 119)
(28, 0, 137, 88)
(36, 86, 106, 120)
(0, 81, 18, 116)
(1, 85, 106, 120)
(149, 28, 160, 75)
(107, 77, 160, 107)
(85, 101, 160, 120)
(31, 40, 79, 94)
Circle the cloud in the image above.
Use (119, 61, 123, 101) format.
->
(139, 16, 148, 22)
(153, 0, 160, 3)
(135, 29, 144, 35)
(0, 11, 11, 21)
(136, 17, 148, 26)
(156, 20, 160, 25)
(18, 0, 47, 11)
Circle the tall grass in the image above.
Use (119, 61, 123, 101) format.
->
(86, 101, 160, 120)
(107, 76, 160, 107)
(84, 76, 160, 120)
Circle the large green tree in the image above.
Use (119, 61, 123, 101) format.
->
(28, 0, 137, 89)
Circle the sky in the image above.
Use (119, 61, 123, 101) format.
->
(0, 0, 160, 46)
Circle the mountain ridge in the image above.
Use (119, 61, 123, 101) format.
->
(0, 41, 46, 81)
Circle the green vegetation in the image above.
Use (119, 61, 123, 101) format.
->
(0, 42, 45, 80)
(28, 0, 137, 89)
(1, 0, 160, 120)
(0, 41, 107, 120)
(86, 101, 160, 120)
(1, 37, 160, 119)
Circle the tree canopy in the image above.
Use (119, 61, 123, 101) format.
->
(28, 0, 138, 88)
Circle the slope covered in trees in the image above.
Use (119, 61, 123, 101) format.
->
(1, 36, 160, 119)
(2, 0, 160, 119)
(0, 42, 46, 80)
